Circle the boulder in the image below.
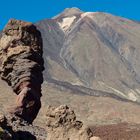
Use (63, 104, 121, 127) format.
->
(46, 105, 93, 140)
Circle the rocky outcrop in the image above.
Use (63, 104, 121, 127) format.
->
(0, 105, 95, 140)
(0, 19, 44, 123)
(46, 105, 93, 140)
(0, 113, 47, 140)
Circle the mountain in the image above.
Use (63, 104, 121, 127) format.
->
(36, 8, 140, 103)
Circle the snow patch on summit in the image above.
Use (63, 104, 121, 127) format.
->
(58, 16, 76, 32)
(81, 12, 96, 19)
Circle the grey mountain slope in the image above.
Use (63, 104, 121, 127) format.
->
(36, 19, 65, 79)
(36, 9, 140, 103)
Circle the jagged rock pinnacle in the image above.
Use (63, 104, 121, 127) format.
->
(0, 19, 44, 123)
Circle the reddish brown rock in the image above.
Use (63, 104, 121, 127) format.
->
(0, 19, 44, 123)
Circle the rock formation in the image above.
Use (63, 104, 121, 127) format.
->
(0, 105, 97, 140)
(0, 19, 44, 123)
(46, 105, 94, 140)
(0, 112, 47, 140)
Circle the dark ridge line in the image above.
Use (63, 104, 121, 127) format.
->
(45, 78, 140, 105)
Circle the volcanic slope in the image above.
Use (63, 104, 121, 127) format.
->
(36, 8, 140, 103)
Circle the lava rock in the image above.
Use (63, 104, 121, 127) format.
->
(0, 19, 44, 123)
(46, 105, 93, 140)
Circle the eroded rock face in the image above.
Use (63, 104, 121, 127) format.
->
(0, 105, 95, 140)
(0, 112, 47, 140)
(46, 105, 93, 140)
(0, 19, 44, 123)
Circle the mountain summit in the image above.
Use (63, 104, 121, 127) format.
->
(54, 7, 83, 18)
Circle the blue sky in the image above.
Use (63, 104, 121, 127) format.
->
(0, 0, 140, 29)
